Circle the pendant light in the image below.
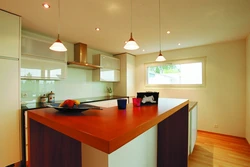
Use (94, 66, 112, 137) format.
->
(124, 0, 139, 50)
(155, 0, 166, 62)
(49, 0, 67, 52)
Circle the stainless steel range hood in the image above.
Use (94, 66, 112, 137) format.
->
(67, 43, 101, 69)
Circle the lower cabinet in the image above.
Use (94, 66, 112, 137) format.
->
(188, 104, 198, 155)
(24, 112, 29, 161)
(87, 99, 118, 107)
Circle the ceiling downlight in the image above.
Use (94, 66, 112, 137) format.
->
(42, 3, 50, 9)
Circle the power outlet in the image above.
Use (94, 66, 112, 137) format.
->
(214, 124, 219, 128)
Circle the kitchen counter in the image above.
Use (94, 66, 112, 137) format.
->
(21, 95, 128, 110)
(20, 95, 128, 167)
(27, 98, 189, 167)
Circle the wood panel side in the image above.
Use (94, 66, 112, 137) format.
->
(157, 105, 188, 167)
(29, 119, 81, 167)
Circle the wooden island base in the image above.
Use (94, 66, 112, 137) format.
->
(28, 98, 188, 167)
(29, 120, 81, 167)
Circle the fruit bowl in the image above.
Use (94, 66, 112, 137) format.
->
(48, 102, 101, 112)
(53, 105, 89, 112)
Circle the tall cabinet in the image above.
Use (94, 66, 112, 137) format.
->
(0, 10, 21, 166)
(113, 53, 135, 102)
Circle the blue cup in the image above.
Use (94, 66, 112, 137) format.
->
(117, 99, 127, 109)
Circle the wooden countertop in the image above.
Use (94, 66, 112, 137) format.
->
(28, 98, 189, 154)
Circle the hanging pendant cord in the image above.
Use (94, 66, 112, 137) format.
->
(58, 0, 61, 39)
(159, 0, 161, 52)
(130, 0, 132, 35)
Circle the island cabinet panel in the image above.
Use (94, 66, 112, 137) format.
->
(27, 98, 189, 167)
(157, 105, 188, 167)
(29, 119, 81, 167)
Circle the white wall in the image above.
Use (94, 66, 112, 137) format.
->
(246, 35, 250, 143)
(135, 40, 246, 137)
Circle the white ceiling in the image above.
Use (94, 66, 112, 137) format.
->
(1, 0, 250, 55)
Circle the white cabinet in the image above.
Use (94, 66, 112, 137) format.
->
(87, 101, 110, 107)
(0, 11, 20, 58)
(113, 53, 135, 97)
(99, 55, 120, 69)
(92, 54, 120, 82)
(24, 112, 29, 160)
(109, 99, 118, 107)
(21, 55, 67, 80)
(188, 103, 198, 155)
(87, 99, 118, 107)
(21, 35, 67, 80)
(190, 105, 197, 153)
(0, 10, 21, 167)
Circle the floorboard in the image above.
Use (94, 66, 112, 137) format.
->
(16, 130, 250, 167)
(189, 131, 250, 167)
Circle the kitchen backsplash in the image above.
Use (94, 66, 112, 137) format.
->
(21, 67, 113, 103)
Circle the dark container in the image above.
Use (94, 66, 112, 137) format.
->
(117, 99, 127, 109)
(137, 92, 159, 106)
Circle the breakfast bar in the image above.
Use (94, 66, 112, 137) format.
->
(27, 98, 189, 167)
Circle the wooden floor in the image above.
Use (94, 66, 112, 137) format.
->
(14, 131, 250, 167)
(188, 131, 250, 167)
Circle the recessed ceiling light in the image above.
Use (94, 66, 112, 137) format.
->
(42, 3, 50, 9)
(142, 49, 145, 52)
(167, 31, 171, 34)
(178, 43, 181, 46)
(95, 28, 100, 31)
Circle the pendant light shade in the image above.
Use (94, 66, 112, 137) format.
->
(50, 0, 67, 52)
(124, 33, 139, 50)
(155, 0, 166, 62)
(124, 0, 139, 50)
(155, 50, 166, 61)
(50, 35, 67, 52)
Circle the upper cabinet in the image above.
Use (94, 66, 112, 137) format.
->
(98, 55, 120, 70)
(92, 54, 120, 82)
(21, 34, 67, 80)
(0, 11, 20, 58)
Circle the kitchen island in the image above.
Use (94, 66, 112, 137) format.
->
(27, 98, 189, 167)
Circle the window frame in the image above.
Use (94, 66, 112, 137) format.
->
(144, 57, 206, 88)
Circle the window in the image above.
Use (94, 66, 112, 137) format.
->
(21, 68, 41, 78)
(145, 57, 206, 87)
